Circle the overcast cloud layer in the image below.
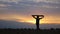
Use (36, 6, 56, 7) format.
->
(0, 0, 60, 14)
(0, 0, 60, 23)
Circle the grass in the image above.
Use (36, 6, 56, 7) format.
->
(0, 28, 60, 34)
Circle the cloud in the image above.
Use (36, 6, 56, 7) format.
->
(0, 0, 60, 16)
(0, 0, 60, 9)
(7, 1, 60, 8)
(0, 20, 35, 28)
(0, 0, 60, 3)
(0, 0, 60, 23)
(0, 4, 7, 7)
(0, 4, 12, 8)
(0, 20, 60, 29)
(32, 0, 60, 4)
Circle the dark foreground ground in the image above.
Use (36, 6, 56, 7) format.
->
(0, 28, 60, 34)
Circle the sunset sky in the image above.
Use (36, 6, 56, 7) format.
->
(0, 0, 60, 25)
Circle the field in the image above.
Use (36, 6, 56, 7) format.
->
(0, 28, 60, 34)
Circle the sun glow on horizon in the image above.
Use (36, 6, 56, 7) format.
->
(0, 14, 60, 24)
(17, 17, 60, 24)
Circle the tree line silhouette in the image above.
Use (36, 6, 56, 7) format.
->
(0, 28, 60, 34)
